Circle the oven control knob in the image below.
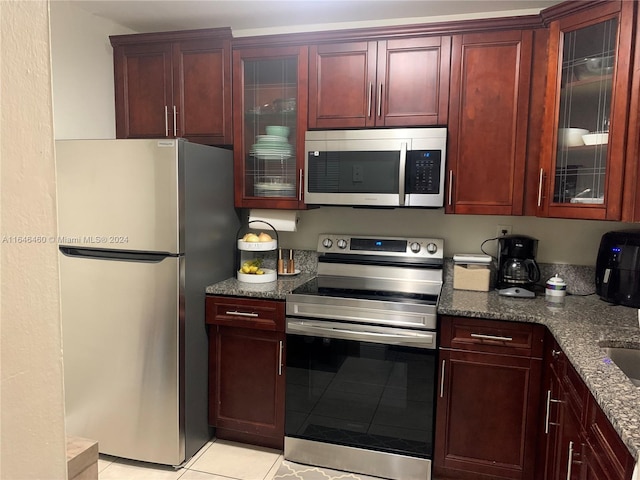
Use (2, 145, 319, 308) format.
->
(426, 242, 438, 254)
(322, 238, 333, 249)
(409, 242, 421, 253)
(337, 239, 348, 249)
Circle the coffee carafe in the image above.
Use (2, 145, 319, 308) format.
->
(496, 235, 541, 296)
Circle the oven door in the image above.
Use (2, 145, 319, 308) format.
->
(285, 318, 437, 479)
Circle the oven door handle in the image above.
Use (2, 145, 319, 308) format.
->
(286, 319, 435, 348)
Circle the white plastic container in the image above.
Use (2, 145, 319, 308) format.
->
(545, 274, 567, 302)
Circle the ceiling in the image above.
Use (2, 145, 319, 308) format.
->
(72, 0, 564, 35)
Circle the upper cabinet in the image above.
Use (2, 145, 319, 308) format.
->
(623, 5, 640, 222)
(110, 28, 233, 145)
(232, 46, 308, 209)
(446, 29, 534, 215)
(537, 1, 635, 220)
(308, 37, 450, 129)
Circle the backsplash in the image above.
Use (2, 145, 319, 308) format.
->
(283, 250, 596, 296)
(276, 206, 631, 266)
(444, 259, 595, 296)
(538, 263, 596, 296)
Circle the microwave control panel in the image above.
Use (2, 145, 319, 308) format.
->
(407, 150, 441, 194)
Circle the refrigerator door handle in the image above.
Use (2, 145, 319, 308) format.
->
(59, 246, 176, 263)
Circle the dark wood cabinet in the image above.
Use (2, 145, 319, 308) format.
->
(434, 316, 545, 479)
(537, 330, 634, 480)
(205, 296, 285, 449)
(622, 3, 640, 222)
(232, 46, 308, 209)
(446, 29, 534, 215)
(537, 1, 635, 220)
(110, 28, 232, 145)
(309, 36, 450, 129)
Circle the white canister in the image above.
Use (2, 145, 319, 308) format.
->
(545, 274, 567, 301)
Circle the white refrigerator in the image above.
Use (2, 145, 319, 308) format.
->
(56, 138, 240, 466)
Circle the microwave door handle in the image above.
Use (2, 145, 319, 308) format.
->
(398, 142, 407, 206)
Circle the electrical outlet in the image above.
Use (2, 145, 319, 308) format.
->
(497, 225, 512, 237)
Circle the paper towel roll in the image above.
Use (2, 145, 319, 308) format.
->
(248, 209, 298, 232)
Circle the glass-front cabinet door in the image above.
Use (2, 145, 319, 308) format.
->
(232, 46, 308, 209)
(539, 1, 633, 220)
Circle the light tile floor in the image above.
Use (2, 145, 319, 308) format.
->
(98, 439, 283, 480)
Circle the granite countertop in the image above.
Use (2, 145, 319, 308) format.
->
(205, 273, 314, 300)
(206, 268, 640, 460)
(439, 279, 640, 460)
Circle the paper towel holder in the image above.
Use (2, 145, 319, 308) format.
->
(248, 209, 299, 232)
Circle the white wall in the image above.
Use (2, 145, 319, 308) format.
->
(49, 2, 634, 267)
(0, 1, 67, 478)
(50, 1, 135, 139)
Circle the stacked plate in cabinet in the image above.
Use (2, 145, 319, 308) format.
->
(250, 131, 295, 197)
(250, 135, 292, 159)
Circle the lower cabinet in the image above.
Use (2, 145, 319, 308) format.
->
(434, 316, 545, 480)
(538, 330, 635, 480)
(205, 295, 285, 449)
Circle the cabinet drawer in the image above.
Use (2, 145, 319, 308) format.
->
(440, 316, 544, 357)
(585, 392, 635, 480)
(206, 296, 285, 331)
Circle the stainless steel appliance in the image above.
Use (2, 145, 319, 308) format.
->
(304, 128, 447, 208)
(285, 234, 443, 480)
(596, 229, 640, 307)
(56, 139, 240, 466)
(496, 235, 541, 298)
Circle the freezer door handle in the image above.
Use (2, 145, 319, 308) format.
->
(59, 246, 175, 263)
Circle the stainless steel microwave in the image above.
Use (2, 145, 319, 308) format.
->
(304, 128, 447, 208)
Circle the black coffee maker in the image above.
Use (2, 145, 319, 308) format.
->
(496, 235, 541, 297)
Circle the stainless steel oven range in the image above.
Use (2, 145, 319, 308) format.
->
(285, 234, 443, 480)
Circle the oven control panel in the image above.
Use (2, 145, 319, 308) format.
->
(317, 234, 444, 259)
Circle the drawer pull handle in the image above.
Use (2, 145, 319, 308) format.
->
(173, 105, 178, 136)
(225, 310, 259, 317)
(298, 169, 303, 201)
(545, 390, 563, 433)
(470, 333, 513, 342)
(165, 106, 169, 137)
(440, 359, 446, 398)
(278, 340, 284, 376)
(566, 441, 573, 480)
(537, 168, 544, 207)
